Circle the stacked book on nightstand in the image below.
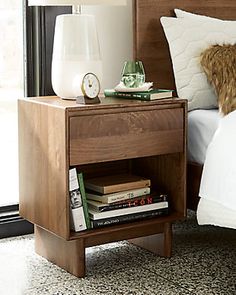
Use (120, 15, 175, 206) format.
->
(84, 174, 169, 229)
(104, 82, 173, 101)
(104, 89, 173, 101)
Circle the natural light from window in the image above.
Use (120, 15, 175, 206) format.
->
(0, 1, 24, 206)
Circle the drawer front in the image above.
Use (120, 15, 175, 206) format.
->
(69, 108, 184, 165)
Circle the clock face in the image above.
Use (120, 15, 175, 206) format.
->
(81, 73, 100, 99)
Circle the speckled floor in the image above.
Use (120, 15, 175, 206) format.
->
(0, 211, 235, 295)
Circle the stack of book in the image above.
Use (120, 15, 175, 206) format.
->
(104, 88, 173, 101)
(84, 174, 169, 229)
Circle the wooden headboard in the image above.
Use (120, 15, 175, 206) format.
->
(133, 0, 236, 91)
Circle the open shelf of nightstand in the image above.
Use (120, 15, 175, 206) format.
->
(70, 211, 183, 241)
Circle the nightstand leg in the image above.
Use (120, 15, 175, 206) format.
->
(128, 222, 172, 257)
(35, 225, 86, 277)
(163, 222, 172, 257)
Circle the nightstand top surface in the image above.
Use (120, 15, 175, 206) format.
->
(19, 96, 186, 111)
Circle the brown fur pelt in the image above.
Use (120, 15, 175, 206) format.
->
(200, 44, 236, 116)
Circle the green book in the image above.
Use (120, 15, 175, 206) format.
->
(78, 172, 91, 229)
(104, 88, 173, 101)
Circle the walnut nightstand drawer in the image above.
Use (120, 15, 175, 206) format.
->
(69, 107, 184, 166)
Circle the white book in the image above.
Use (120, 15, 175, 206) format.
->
(69, 168, 87, 232)
(89, 201, 168, 220)
(71, 207, 87, 232)
(69, 168, 79, 191)
(86, 187, 151, 204)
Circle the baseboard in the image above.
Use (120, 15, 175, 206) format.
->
(0, 208, 34, 239)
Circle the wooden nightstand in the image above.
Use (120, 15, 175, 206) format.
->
(18, 96, 187, 277)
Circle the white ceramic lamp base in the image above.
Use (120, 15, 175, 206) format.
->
(51, 14, 102, 99)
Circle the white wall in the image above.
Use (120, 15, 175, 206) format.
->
(83, 1, 133, 90)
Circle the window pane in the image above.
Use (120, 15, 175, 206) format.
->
(0, 0, 24, 206)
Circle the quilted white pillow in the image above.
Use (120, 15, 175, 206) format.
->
(160, 17, 236, 111)
(174, 9, 221, 21)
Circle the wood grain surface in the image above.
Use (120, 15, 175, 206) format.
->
(19, 96, 186, 277)
(18, 99, 70, 239)
(133, 0, 236, 92)
(70, 107, 183, 165)
(133, 0, 236, 209)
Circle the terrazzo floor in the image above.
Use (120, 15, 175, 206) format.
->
(0, 211, 235, 295)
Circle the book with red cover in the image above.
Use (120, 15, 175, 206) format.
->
(87, 193, 168, 212)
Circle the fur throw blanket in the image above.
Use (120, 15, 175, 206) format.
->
(200, 44, 236, 116)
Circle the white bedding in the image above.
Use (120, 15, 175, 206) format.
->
(197, 198, 236, 229)
(198, 110, 236, 229)
(169, 9, 236, 229)
(187, 109, 236, 229)
(188, 109, 220, 164)
(160, 16, 236, 111)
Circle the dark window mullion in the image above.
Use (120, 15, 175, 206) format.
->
(25, 5, 71, 96)
(0, 3, 72, 239)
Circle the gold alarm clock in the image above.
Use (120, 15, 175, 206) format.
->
(76, 72, 101, 104)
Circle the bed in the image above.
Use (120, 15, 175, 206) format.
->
(133, 0, 236, 228)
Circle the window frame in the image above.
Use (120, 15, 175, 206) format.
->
(0, 1, 71, 239)
(25, 2, 71, 96)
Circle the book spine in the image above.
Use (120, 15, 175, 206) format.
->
(87, 187, 150, 204)
(91, 208, 169, 229)
(70, 205, 87, 232)
(78, 173, 91, 229)
(86, 179, 150, 195)
(104, 91, 151, 101)
(106, 187, 150, 203)
(96, 195, 167, 212)
(69, 168, 87, 232)
(90, 201, 168, 220)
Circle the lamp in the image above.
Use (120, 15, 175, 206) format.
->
(28, 0, 126, 99)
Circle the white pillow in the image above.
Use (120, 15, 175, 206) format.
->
(160, 17, 236, 111)
(174, 8, 221, 21)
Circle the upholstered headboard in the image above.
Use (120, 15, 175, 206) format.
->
(133, 0, 236, 91)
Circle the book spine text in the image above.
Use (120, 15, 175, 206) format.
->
(104, 91, 150, 100)
(91, 208, 169, 228)
(78, 173, 91, 229)
(69, 169, 91, 231)
(93, 194, 167, 212)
